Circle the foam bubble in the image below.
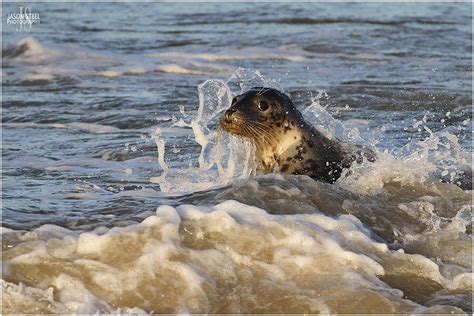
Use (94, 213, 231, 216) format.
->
(3, 37, 57, 63)
(2, 201, 470, 313)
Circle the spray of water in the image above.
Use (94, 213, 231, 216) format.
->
(151, 68, 471, 195)
(150, 71, 270, 193)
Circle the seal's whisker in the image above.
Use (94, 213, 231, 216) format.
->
(249, 122, 271, 136)
(255, 131, 271, 144)
(257, 87, 269, 96)
(246, 125, 260, 141)
(242, 124, 260, 143)
(251, 124, 270, 139)
(251, 120, 272, 129)
(247, 123, 273, 146)
(250, 122, 273, 141)
(242, 125, 257, 142)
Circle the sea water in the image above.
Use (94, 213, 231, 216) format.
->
(1, 2, 472, 314)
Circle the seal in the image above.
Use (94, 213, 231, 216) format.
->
(219, 87, 375, 183)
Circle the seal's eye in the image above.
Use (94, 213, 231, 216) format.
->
(231, 97, 238, 104)
(257, 100, 269, 111)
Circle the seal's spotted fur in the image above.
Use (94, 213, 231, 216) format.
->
(219, 87, 375, 183)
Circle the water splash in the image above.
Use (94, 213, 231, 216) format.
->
(151, 69, 470, 195)
(226, 67, 283, 93)
(303, 90, 368, 145)
(297, 91, 471, 193)
(150, 74, 259, 193)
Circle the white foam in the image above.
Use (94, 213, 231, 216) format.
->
(4, 122, 120, 134)
(4, 37, 234, 87)
(3, 200, 469, 313)
(53, 273, 113, 313)
(150, 78, 256, 193)
(76, 232, 109, 256)
(338, 131, 471, 195)
(3, 37, 58, 63)
(150, 48, 307, 62)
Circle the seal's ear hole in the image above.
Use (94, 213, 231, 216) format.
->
(257, 100, 269, 111)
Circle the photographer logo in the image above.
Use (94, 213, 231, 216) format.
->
(7, 6, 40, 31)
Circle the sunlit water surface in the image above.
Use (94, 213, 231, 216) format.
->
(1, 2, 472, 314)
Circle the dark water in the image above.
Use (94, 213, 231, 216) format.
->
(1, 2, 472, 314)
(2, 2, 472, 229)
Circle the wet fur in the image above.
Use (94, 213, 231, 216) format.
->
(219, 87, 375, 183)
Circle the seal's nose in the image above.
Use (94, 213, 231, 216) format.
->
(224, 108, 236, 123)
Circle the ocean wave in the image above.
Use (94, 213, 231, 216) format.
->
(3, 122, 121, 134)
(151, 49, 308, 62)
(149, 72, 471, 196)
(2, 4, 471, 314)
(2, 37, 312, 84)
(2, 37, 234, 84)
(258, 17, 459, 26)
(1, 200, 470, 313)
(2, 37, 58, 63)
(176, 17, 459, 27)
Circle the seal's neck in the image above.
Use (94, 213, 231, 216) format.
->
(254, 116, 342, 175)
(275, 127, 304, 156)
(255, 120, 306, 173)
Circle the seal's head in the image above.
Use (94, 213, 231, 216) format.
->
(219, 87, 375, 182)
(219, 87, 318, 175)
(219, 87, 302, 146)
